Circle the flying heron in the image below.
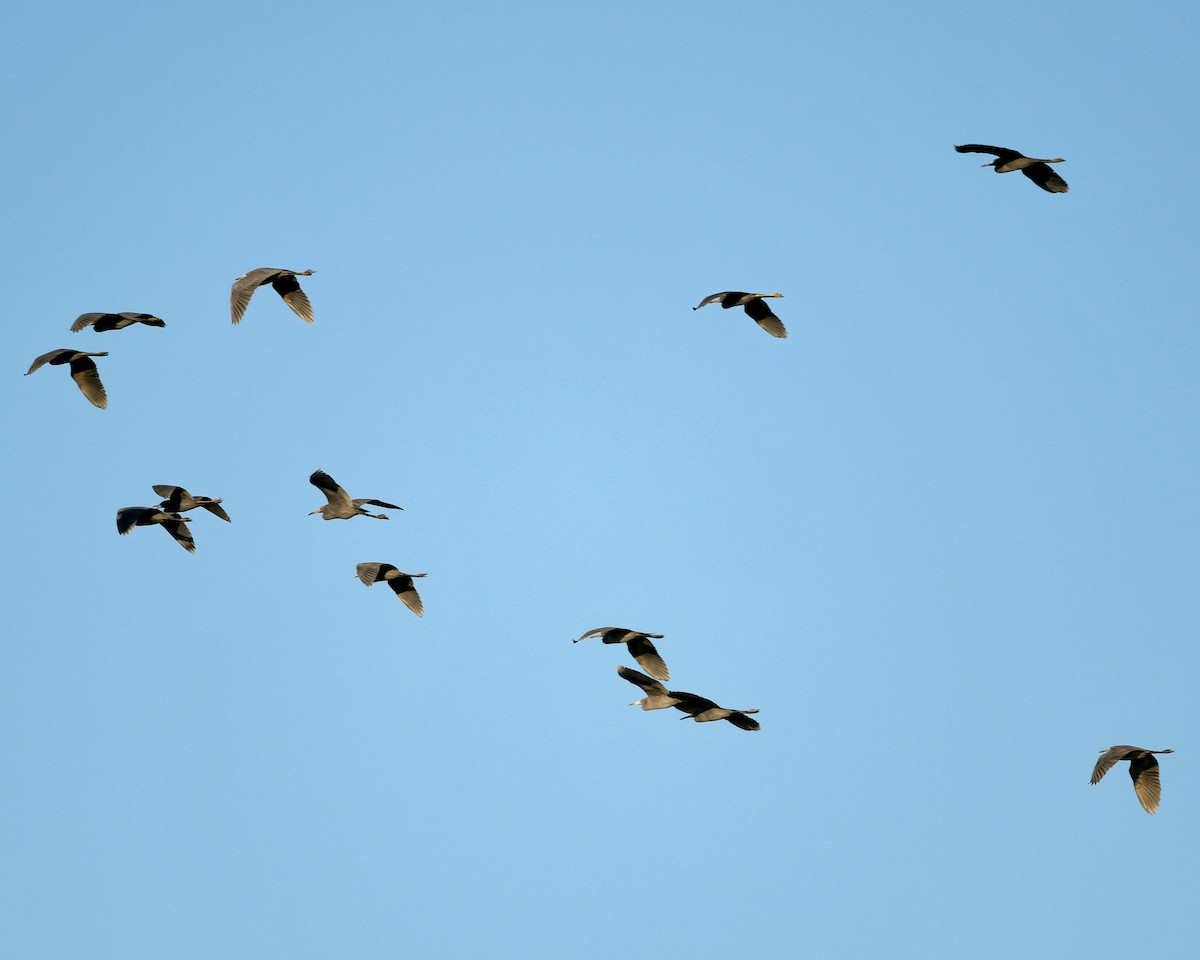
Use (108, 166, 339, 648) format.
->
(1090, 745, 1174, 814)
(116, 507, 195, 553)
(153, 485, 231, 522)
(616, 665, 683, 710)
(309, 469, 402, 520)
(954, 144, 1069, 194)
(25, 349, 109, 408)
(356, 563, 427, 616)
(693, 292, 787, 338)
(230, 267, 316, 324)
(671, 691, 760, 730)
(574, 627, 670, 681)
(71, 312, 166, 332)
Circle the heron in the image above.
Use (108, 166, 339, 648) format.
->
(71, 312, 165, 332)
(356, 563, 427, 616)
(153, 485, 231, 522)
(671, 691, 760, 730)
(230, 267, 316, 324)
(309, 469, 402, 520)
(1090, 745, 1174, 814)
(116, 507, 195, 553)
(574, 627, 670, 681)
(693, 292, 787, 338)
(616, 665, 682, 710)
(25, 349, 108, 408)
(954, 144, 1069, 194)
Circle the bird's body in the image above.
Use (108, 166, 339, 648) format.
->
(153, 485, 231, 522)
(71, 312, 166, 333)
(25, 349, 109, 408)
(693, 291, 787, 338)
(954, 144, 1069, 193)
(356, 563, 427, 616)
(574, 627, 670, 681)
(230, 267, 315, 324)
(116, 507, 195, 553)
(671, 692, 760, 730)
(617, 665, 682, 710)
(1090, 745, 1173, 814)
(309, 469, 402, 520)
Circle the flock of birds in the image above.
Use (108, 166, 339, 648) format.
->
(23, 146, 1175, 807)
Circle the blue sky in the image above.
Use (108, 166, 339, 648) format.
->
(5, 2, 1199, 957)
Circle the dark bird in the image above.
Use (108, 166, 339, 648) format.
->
(356, 563, 427, 616)
(671, 691, 760, 730)
(116, 507, 195, 553)
(1090, 745, 1174, 814)
(309, 469, 402, 520)
(25, 349, 109, 408)
(693, 291, 787, 338)
(954, 144, 1069, 194)
(617, 665, 683, 710)
(230, 267, 316, 324)
(574, 627, 670, 681)
(153, 485, 231, 522)
(71, 312, 165, 332)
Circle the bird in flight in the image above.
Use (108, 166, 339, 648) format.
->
(693, 291, 787, 338)
(230, 267, 316, 324)
(954, 144, 1069, 194)
(1090, 745, 1174, 814)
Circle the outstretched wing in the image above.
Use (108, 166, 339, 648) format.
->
(743, 298, 787, 338)
(628, 636, 669, 681)
(1021, 163, 1069, 193)
(69, 356, 107, 408)
(954, 144, 1019, 162)
(272, 274, 314, 323)
(1129, 755, 1162, 814)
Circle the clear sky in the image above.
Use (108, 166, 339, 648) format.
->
(4, 2, 1198, 957)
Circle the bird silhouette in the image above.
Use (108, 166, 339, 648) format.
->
(309, 469, 402, 520)
(230, 267, 316, 324)
(954, 144, 1069, 194)
(153, 485, 231, 522)
(693, 292, 787, 338)
(356, 563, 427, 616)
(71, 312, 165, 332)
(116, 507, 195, 553)
(25, 349, 109, 408)
(574, 627, 670, 680)
(1090, 745, 1173, 814)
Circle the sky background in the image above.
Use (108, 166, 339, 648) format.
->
(4, 2, 1198, 957)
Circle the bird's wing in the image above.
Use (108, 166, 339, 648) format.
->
(356, 499, 402, 510)
(954, 144, 1018, 161)
(230, 269, 276, 324)
(390, 578, 424, 616)
(26, 349, 68, 375)
(628, 637, 669, 681)
(1090, 746, 1135, 784)
(743, 298, 787, 338)
(617, 664, 669, 696)
(1129, 755, 1162, 814)
(271, 274, 314, 323)
(726, 712, 761, 731)
(69, 356, 107, 408)
(352, 561, 381, 585)
(162, 519, 196, 553)
(309, 469, 350, 508)
(693, 292, 728, 310)
(152, 484, 182, 500)
(116, 507, 144, 535)
(71, 314, 103, 332)
(202, 500, 232, 522)
(1021, 163, 1069, 194)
